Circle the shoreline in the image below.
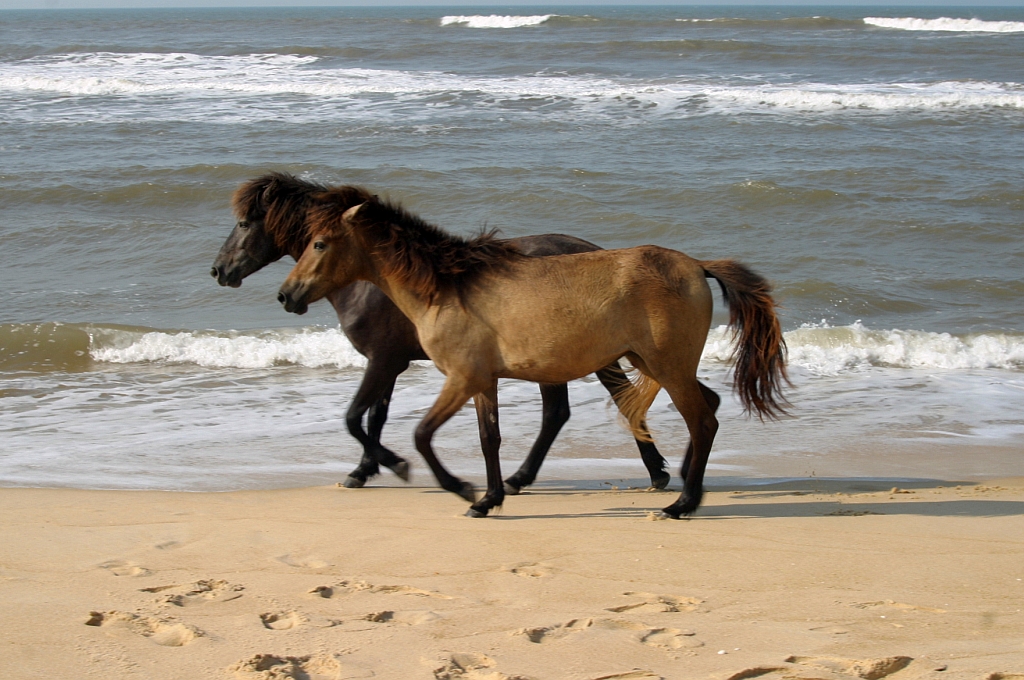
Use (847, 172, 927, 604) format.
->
(3, 478, 1022, 679)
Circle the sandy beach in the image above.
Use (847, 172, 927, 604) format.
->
(2, 474, 1022, 680)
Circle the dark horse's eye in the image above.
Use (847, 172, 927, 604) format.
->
(237, 220, 250, 229)
(313, 241, 326, 252)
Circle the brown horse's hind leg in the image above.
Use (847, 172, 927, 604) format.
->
(414, 378, 482, 505)
(503, 382, 570, 495)
(595, 362, 670, 489)
(680, 382, 721, 484)
(469, 380, 504, 518)
(660, 380, 719, 519)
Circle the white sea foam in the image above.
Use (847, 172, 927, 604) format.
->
(864, 17, 1024, 33)
(2, 51, 1023, 124)
(87, 323, 1024, 375)
(89, 326, 367, 369)
(440, 15, 553, 29)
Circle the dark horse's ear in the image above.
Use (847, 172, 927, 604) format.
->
(261, 177, 282, 208)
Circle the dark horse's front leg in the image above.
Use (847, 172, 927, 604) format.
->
(595, 362, 671, 490)
(342, 357, 411, 488)
(468, 380, 504, 518)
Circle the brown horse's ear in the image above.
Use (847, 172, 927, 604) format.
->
(342, 202, 366, 222)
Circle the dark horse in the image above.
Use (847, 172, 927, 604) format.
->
(278, 194, 788, 518)
(212, 173, 671, 493)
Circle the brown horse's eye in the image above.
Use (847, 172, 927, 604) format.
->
(314, 241, 326, 252)
(237, 220, 249, 229)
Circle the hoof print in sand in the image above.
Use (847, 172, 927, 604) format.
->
(260, 611, 305, 630)
(606, 592, 702, 613)
(275, 554, 331, 570)
(433, 652, 532, 680)
(516, 618, 699, 650)
(85, 611, 202, 647)
(98, 560, 151, 577)
(160, 579, 244, 606)
(363, 609, 442, 625)
(784, 655, 913, 679)
(230, 653, 359, 680)
(850, 600, 946, 614)
(334, 579, 451, 599)
(506, 562, 553, 578)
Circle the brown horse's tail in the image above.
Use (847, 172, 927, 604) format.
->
(701, 259, 790, 420)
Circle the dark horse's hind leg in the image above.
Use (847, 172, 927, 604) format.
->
(342, 357, 411, 488)
(468, 381, 505, 518)
(503, 383, 570, 495)
(679, 382, 721, 484)
(596, 362, 671, 489)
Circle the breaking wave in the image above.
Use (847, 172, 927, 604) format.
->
(864, 17, 1024, 33)
(440, 15, 554, 29)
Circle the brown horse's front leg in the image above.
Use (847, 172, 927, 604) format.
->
(414, 378, 479, 504)
(469, 380, 504, 518)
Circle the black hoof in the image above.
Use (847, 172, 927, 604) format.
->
(343, 475, 366, 489)
(649, 472, 671, 490)
(503, 481, 521, 496)
(389, 460, 411, 482)
(465, 507, 488, 518)
(658, 509, 685, 520)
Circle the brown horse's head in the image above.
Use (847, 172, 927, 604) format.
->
(211, 173, 371, 288)
(278, 203, 370, 315)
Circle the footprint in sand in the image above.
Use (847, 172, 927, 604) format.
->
(362, 609, 442, 626)
(605, 591, 703, 613)
(784, 655, 913, 679)
(98, 560, 150, 577)
(230, 653, 370, 680)
(154, 579, 244, 606)
(516, 618, 700, 650)
(850, 600, 946, 614)
(506, 562, 554, 578)
(85, 611, 202, 647)
(433, 652, 531, 680)
(260, 611, 305, 630)
(275, 554, 331, 569)
(320, 579, 452, 599)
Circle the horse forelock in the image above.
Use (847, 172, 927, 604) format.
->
(234, 173, 372, 254)
(344, 197, 522, 302)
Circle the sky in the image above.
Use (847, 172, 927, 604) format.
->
(2, 0, 1023, 9)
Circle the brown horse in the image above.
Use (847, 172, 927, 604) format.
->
(212, 173, 671, 494)
(278, 195, 788, 519)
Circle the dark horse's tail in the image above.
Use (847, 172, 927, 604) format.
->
(701, 260, 790, 420)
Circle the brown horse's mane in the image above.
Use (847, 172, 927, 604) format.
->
(232, 172, 373, 253)
(312, 194, 524, 303)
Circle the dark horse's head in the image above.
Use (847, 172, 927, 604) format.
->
(211, 172, 372, 288)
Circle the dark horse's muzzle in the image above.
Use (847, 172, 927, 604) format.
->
(210, 263, 243, 288)
(278, 287, 309, 315)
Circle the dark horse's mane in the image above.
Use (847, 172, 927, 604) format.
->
(311, 193, 524, 303)
(232, 172, 373, 252)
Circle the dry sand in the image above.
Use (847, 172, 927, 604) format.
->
(2, 476, 1023, 680)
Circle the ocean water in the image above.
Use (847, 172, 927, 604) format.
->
(1, 6, 1022, 491)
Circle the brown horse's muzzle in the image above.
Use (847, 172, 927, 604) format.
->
(277, 286, 309, 315)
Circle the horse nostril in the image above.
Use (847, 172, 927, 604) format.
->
(277, 291, 287, 304)
(210, 267, 220, 279)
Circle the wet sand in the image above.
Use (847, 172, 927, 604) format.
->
(2, 476, 1022, 680)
